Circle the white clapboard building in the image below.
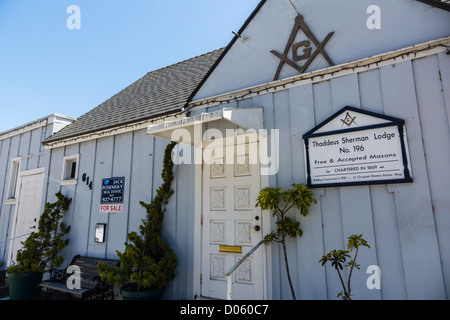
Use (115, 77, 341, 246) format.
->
(2, 0, 450, 300)
(0, 115, 75, 265)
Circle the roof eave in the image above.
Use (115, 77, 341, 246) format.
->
(416, 0, 450, 11)
(184, 0, 268, 108)
(42, 109, 182, 148)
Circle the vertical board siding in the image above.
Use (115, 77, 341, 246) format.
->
(437, 52, 450, 298)
(413, 55, 450, 299)
(44, 129, 195, 300)
(27, 127, 42, 170)
(272, 90, 299, 300)
(332, 74, 380, 300)
(71, 140, 96, 258)
(0, 123, 57, 264)
(180, 161, 196, 299)
(380, 60, 445, 299)
(89, 136, 114, 259)
(109, 132, 133, 257)
(438, 52, 450, 131)
(289, 84, 327, 300)
(18, 131, 30, 170)
(0, 138, 12, 263)
(359, 69, 408, 299)
(60, 143, 80, 262)
(249, 53, 449, 299)
(4, 52, 446, 300)
(252, 93, 277, 299)
(310, 81, 345, 299)
(128, 131, 155, 235)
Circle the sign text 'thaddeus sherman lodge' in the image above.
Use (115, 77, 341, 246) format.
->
(303, 106, 413, 188)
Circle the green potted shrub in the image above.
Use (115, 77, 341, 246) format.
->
(255, 183, 317, 300)
(6, 192, 71, 300)
(99, 142, 178, 300)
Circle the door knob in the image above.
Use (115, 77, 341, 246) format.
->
(249, 225, 260, 232)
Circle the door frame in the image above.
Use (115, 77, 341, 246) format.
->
(192, 134, 272, 300)
(7, 167, 45, 266)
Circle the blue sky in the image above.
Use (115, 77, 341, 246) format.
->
(0, 0, 261, 133)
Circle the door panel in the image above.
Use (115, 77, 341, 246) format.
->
(9, 170, 44, 264)
(202, 144, 264, 299)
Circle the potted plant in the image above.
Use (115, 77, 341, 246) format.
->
(99, 142, 178, 300)
(6, 192, 71, 300)
(318, 234, 371, 300)
(255, 183, 317, 300)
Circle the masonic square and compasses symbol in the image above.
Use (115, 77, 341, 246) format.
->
(271, 14, 335, 81)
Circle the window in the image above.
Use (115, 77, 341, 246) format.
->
(6, 158, 21, 203)
(61, 154, 79, 185)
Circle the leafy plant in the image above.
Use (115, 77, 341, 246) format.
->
(319, 234, 370, 300)
(255, 183, 316, 300)
(99, 142, 178, 292)
(8, 192, 72, 274)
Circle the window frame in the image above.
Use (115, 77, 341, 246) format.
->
(61, 154, 80, 185)
(5, 157, 21, 205)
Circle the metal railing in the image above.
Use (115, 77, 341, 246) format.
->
(224, 240, 264, 300)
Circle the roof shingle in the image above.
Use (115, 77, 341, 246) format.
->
(44, 48, 224, 144)
(416, 0, 450, 11)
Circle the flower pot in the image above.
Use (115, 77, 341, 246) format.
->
(6, 272, 43, 300)
(120, 287, 164, 300)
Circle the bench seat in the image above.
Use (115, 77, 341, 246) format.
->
(38, 255, 119, 300)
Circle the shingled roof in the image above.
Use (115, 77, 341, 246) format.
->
(43, 48, 225, 145)
(44, 0, 448, 147)
(416, 0, 450, 11)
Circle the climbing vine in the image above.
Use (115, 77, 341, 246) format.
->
(99, 142, 178, 292)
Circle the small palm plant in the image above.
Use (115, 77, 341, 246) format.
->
(319, 234, 370, 300)
(255, 183, 316, 300)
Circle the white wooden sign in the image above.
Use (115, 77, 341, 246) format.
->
(303, 106, 413, 188)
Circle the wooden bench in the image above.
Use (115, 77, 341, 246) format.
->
(38, 255, 119, 300)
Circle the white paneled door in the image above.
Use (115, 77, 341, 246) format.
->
(201, 143, 265, 300)
(9, 168, 45, 264)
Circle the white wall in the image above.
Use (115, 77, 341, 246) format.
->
(0, 115, 73, 266)
(188, 0, 450, 299)
(5, 0, 448, 301)
(46, 129, 196, 300)
(192, 51, 450, 300)
(26, 51, 450, 301)
(49, 51, 450, 300)
(194, 0, 450, 100)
